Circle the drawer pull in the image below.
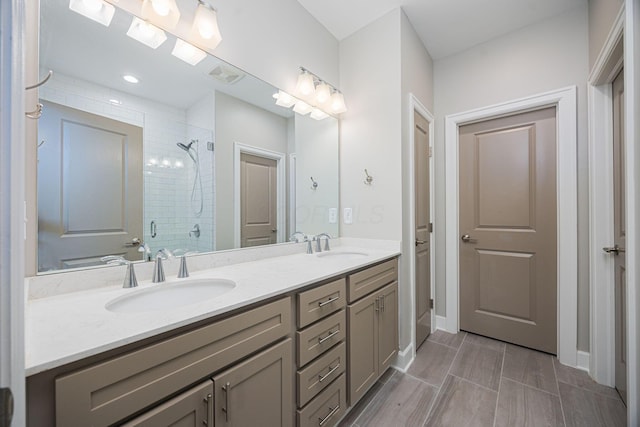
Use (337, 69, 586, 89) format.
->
(318, 329, 340, 344)
(203, 393, 212, 426)
(318, 364, 340, 383)
(222, 382, 231, 422)
(319, 405, 340, 426)
(318, 295, 340, 307)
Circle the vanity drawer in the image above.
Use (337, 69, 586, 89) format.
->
(297, 373, 346, 427)
(297, 278, 346, 328)
(297, 310, 345, 367)
(347, 258, 398, 303)
(55, 297, 291, 427)
(297, 342, 346, 407)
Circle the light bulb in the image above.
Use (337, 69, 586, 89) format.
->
(330, 91, 347, 114)
(296, 71, 315, 97)
(191, 3, 222, 49)
(82, 0, 103, 12)
(150, 0, 170, 16)
(315, 82, 331, 104)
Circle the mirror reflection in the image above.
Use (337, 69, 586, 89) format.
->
(37, 0, 339, 273)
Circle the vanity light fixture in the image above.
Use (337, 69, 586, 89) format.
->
(68, 0, 115, 26)
(191, 0, 222, 50)
(310, 108, 328, 121)
(142, 0, 181, 29)
(123, 74, 139, 83)
(315, 82, 331, 105)
(293, 100, 313, 115)
(330, 90, 347, 114)
(296, 69, 316, 98)
(172, 39, 207, 65)
(127, 17, 167, 49)
(273, 91, 297, 108)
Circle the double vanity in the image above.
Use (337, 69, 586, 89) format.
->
(25, 239, 400, 426)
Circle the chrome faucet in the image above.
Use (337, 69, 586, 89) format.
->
(152, 248, 173, 283)
(306, 238, 314, 254)
(315, 233, 331, 252)
(101, 256, 138, 288)
(289, 231, 307, 243)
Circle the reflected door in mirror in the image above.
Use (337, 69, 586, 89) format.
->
(240, 153, 277, 247)
(38, 101, 143, 271)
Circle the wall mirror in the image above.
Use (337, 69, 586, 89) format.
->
(36, 0, 339, 273)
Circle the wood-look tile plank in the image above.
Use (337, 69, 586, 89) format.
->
(338, 380, 385, 426)
(408, 341, 458, 387)
(559, 382, 626, 427)
(553, 358, 621, 399)
(354, 372, 438, 427)
(426, 330, 466, 349)
(450, 341, 504, 391)
(424, 375, 497, 427)
(502, 344, 558, 395)
(495, 378, 564, 427)
(464, 333, 506, 352)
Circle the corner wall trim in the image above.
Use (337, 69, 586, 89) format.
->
(393, 343, 414, 373)
(444, 86, 578, 368)
(577, 351, 591, 373)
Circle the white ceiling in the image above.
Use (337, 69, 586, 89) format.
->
(296, 0, 587, 59)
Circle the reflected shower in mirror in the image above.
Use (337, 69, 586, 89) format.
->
(36, 0, 339, 273)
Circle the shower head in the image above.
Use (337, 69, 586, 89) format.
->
(177, 140, 196, 152)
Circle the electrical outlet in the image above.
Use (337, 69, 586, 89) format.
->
(328, 208, 337, 224)
(344, 208, 353, 224)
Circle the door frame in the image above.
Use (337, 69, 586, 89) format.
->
(408, 94, 436, 354)
(233, 142, 286, 247)
(588, 6, 624, 387)
(1, 0, 26, 424)
(444, 86, 578, 367)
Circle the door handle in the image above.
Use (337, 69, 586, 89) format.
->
(603, 245, 625, 255)
(415, 239, 427, 246)
(271, 229, 277, 233)
(461, 234, 476, 243)
(124, 237, 141, 248)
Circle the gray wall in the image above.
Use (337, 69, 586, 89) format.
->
(588, 0, 624, 69)
(433, 5, 591, 351)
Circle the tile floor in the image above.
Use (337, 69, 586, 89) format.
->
(340, 331, 627, 427)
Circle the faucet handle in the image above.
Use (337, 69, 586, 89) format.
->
(155, 248, 173, 260)
(177, 255, 189, 278)
(100, 256, 138, 288)
(306, 239, 314, 254)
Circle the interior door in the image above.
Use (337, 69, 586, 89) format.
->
(240, 152, 278, 247)
(37, 101, 143, 271)
(610, 68, 627, 405)
(459, 107, 557, 354)
(414, 111, 431, 348)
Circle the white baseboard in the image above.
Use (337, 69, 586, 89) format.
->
(392, 343, 414, 372)
(576, 350, 590, 372)
(435, 315, 448, 331)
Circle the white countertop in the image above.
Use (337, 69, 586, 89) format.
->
(25, 241, 400, 376)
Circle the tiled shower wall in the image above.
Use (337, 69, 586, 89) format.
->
(39, 71, 215, 263)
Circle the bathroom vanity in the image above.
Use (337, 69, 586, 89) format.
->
(25, 241, 400, 426)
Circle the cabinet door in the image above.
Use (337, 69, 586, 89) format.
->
(347, 291, 379, 405)
(121, 381, 213, 427)
(378, 282, 398, 373)
(213, 338, 293, 427)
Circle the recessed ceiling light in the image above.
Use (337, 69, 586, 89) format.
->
(109, 98, 122, 105)
(123, 75, 139, 84)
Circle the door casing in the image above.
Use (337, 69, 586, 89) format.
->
(407, 94, 435, 361)
(444, 86, 578, 367)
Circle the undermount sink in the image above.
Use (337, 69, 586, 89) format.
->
(105, 278, 236, 313)
(316, 251, 369, 260)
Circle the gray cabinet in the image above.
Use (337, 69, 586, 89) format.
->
(122, 381, 213, 427)
(213, 338, 293, 427)
(347, 263, 398, 406)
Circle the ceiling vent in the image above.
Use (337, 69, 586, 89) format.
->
(208, 64, 245, 85)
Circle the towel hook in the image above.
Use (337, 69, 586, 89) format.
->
(364, 169, 373, 185)
(25, 103, 43, 120)
(25, 70, 53, 91)
(310, 176, 318, 190)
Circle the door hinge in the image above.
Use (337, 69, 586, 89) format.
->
(428, 146, 433, 158)
(429, 222, 433, 233)
(429, 299, 434, 310)
(0, 388, 14, 427)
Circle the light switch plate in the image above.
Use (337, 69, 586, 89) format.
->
(328, 208, 337, 224)
(344, 208, 353, 224)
